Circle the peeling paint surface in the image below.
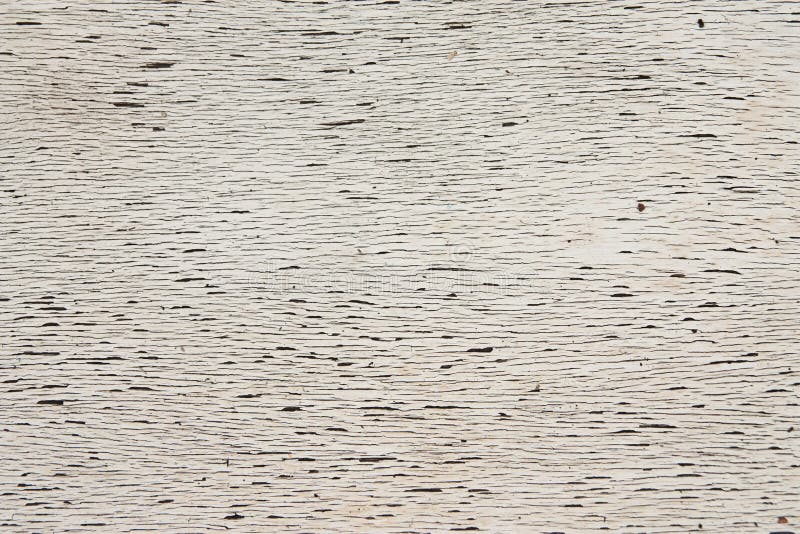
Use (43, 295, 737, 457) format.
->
(1, 1, 799, 532)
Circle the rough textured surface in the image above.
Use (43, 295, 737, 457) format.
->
(1, 0, 799, 532)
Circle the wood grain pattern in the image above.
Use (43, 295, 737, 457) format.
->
(1, 0, 799, 532)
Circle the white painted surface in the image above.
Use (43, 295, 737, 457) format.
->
(1, 1, 799, 532)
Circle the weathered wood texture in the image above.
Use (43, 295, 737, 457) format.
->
(2, 0, 799, 532)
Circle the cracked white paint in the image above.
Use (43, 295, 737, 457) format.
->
(1, 0, 799, 532)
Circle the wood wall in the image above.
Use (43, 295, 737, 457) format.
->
(1, 0, 799, 532)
